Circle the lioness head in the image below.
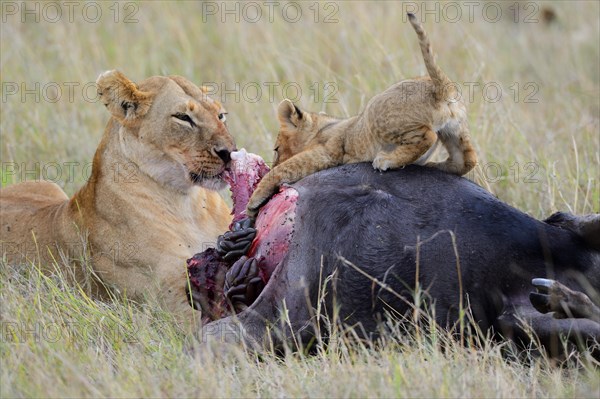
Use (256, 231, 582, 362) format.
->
(96, 70, 235, 192)
(272, 99, 338, 167)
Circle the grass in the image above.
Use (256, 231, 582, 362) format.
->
(2, 259, 599, 398)
(1, 1, 599, 397)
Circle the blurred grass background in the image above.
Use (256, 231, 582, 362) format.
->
(1, 1, 599, 397)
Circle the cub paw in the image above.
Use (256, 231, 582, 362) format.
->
(245, 205, 259, 220)
(246, 193, 271, 219)
(372, 155, 393, 171)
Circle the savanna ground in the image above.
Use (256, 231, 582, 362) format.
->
(1, 1, 599, 397)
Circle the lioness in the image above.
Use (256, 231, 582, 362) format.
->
(246, 14, 477, 218)
(0, 71, 234, 322)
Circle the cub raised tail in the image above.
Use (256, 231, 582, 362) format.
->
(407, 12, 456, 102)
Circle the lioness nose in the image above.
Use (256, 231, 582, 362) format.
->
(214, 147, 231, 164)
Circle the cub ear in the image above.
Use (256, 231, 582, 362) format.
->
(96, 70, 152, 124)
(545, 212, 600, 250)
(277, 99, 303, 129)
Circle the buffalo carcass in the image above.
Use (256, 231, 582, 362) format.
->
(190, 155, 600, 357)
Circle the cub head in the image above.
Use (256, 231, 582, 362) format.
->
(96, 70, 235, 192)
(273, 99, 338, 167)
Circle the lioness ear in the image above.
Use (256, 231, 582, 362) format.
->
(278, 99, 303, 129)
(96, 70, 152, 123)
(545, 212, 600, 250)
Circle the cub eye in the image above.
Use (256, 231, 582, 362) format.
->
(172, 113, 195, 127)
(218, 112, 227, 122)
(274, 146, 279, 152)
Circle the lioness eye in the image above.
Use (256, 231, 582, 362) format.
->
(218, 113, 227, 122)
(173, 113, 195, 127)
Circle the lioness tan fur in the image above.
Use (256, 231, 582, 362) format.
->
(246, 14, 477, 217)
(0, 71, 234, 323)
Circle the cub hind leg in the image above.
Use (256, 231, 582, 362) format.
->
(427, 120, 477, 176)
(372, 126, 437, 171)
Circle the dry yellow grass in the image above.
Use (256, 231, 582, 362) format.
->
(1, 1, 599, 397)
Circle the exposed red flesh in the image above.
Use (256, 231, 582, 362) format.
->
(248, 186, 297, 282)
(222, 149, 271, 229)
(187, 149, 296, 315)
(187, 248, 227, 291)
(186, 248, 229, 319)
(223, 149, 296, 282)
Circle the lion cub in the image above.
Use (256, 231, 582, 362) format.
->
(246, 13, 477, 218)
